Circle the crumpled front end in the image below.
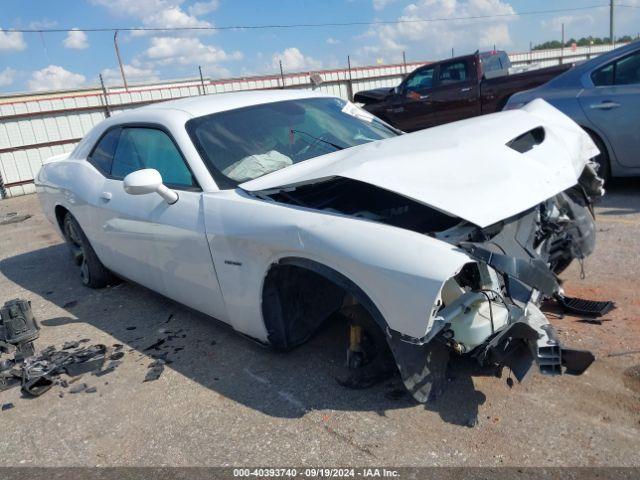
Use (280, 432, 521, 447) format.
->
(387, 167, 603, 403)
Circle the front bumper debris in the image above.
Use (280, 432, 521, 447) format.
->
(556, 294, 615, 317)
(475, 304, 595, 381)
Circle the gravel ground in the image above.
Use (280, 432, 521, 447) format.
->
(0, 182, 639, 467)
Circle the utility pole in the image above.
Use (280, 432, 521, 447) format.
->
(347, 55, 353, 101)
(113, 30, 128, 90)
(279, 60, 285, 89)
(99, 74, 111, 118)
(198, 66, 206, 95)
(561, 22, 565, 63)
(610, 0, 615, 45)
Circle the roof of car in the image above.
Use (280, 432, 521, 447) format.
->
(137, 88, 332, 118)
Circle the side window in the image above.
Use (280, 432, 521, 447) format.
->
(88, 128, 120, 175)
(614, 52, 640, 85)
(592, 63, 614, 86)
(437, 61, 467, 85)
(111, 128, 197, 188)
(592, 53, 640, 87)
(405, 67, 435, 92)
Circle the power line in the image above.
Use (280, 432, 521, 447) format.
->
(2, 4, 609, 33)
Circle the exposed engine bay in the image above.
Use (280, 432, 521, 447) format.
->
(259, 162, 608, 403)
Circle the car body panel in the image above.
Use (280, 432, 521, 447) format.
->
(505, 41, 640, 177)
(577, 83, 640, 168)
(202, 189, 471, 340)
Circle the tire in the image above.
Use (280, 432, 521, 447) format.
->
(62, 213, 112, 288)
(586, 130, 611, 183)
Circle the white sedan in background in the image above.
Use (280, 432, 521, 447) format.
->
(36, 90, 603, 402)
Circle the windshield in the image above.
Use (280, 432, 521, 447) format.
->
(186, 97, 398, 188)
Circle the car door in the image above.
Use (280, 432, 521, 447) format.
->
(579, 50, 640, 168)
(383, 65, 437, 131)
(430, 59, 480, 126)
(89, 125, 228, 321)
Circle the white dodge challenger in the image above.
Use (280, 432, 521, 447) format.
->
(36, 90, 604, 402)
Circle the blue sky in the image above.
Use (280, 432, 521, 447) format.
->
(1, 0, 639, 93)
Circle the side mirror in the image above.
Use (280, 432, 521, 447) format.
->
(123, 168, 178, 205)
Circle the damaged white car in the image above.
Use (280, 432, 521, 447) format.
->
(36, 90, 608, 402)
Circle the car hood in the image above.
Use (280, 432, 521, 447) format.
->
(353, 87, 393, 103)
(240, 99, 599, 228)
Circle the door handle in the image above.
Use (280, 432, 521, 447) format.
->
(590, 101, 620, 110)
(100, 191, 112, 202)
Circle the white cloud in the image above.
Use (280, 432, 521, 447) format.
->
(28, 65, 86, 92)
(541, 14, 595, 33)
(101, 64, 159, 85)
(142, 36, 242, 66)
(373, 0, 397, 11)
(357, 0, 515, 63)
(326, 37, 341, 45)
(0, 67, 16, 87)
(0, 29, 27, 52)
(139, 6, 212, 33)
(188, 0, 220, 16)
(90, 0, 176, 18)
(63, 29, 89, 49)
(271, 47, 322, 72)
(91, 0, 213, 36)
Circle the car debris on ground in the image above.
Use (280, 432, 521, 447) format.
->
(0, 298, 125, 402)
(0, 301, 116, 398)
(0, 298, 199, 410)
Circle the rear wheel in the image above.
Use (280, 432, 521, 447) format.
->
(62, 213, 112, 288)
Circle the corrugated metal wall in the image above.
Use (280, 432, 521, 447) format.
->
(0, 44, 619, 198)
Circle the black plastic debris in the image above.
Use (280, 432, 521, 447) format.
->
(577, 318, 609, 325)
(144, 359, 165, 382)
(95, 360, 120, 377)
(22, 375, 54, 397)
(62, 300, 78, 309)
(144, 338, 166, 351)
(0, 299, 121, 400)
(1, 299, 40, 358)
(109, 351, 125, 361)
(64, 345, 106, 376)
(556, 295, 615, 318)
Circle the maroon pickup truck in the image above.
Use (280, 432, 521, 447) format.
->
(354, 51, 571, 132)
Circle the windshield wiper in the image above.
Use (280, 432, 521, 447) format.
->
(290, 129, 345, 151)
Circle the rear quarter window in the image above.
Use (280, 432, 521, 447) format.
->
(88, 128, 121, 176)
